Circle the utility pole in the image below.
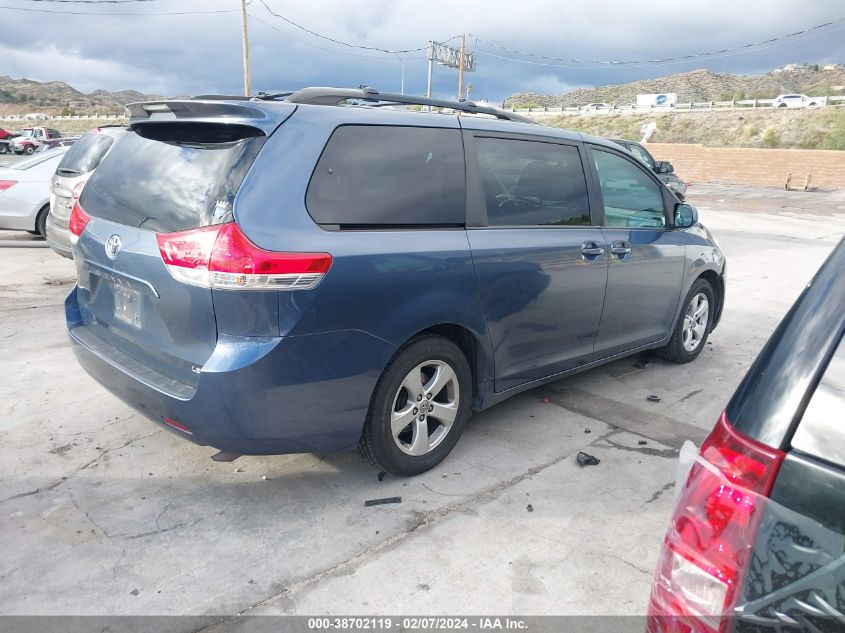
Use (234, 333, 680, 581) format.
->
(239, 0, 251, 97)
(457, 34, 466, 101)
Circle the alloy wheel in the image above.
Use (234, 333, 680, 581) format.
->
(391, 360, 459, 456)
(682, 293, 709, 352)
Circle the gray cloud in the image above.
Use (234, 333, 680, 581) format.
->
(0, 0, 843, 102)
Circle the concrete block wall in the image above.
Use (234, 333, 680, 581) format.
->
(646, 143, 845, 189)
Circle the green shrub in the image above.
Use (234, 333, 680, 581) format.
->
(762, 127, 780, 148)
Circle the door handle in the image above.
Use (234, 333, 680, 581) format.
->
(581, 241, 605, 260)
(610, 240, 632, 258)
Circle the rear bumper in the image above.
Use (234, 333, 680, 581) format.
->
(66, 286, 393, 455)
(46, 214, 73, 258)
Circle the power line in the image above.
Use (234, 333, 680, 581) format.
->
(0, 4, 235, 14)
(476, 21, 845, 71)
(249, 13, 426, 61)
(255, 0, 431, 54)
(475, 16, 845, 66)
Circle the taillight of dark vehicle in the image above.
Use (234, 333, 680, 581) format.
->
(647, 412, 785, 633)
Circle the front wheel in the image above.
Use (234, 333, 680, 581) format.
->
(657, 278, 714, 363)
(24, 145, 35, 155)
(359, 336, 472, 476)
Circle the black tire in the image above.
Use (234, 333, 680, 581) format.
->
(359, 335, 472, 476)
(34, 206, 49, 239)
(657, 278, 715, 364)
(0, 144, 7, 154)
(24, 146, 35, 155)
(778, 103, 787, 108)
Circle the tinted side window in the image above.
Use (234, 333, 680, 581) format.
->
(474, 137, 590, 227)
(592, 149, 665, 228)
(306, 126, 465, 226)
(627, 144, 655, 170)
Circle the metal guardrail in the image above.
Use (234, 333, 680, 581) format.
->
(0, 113, 126, 121)
(508, 95, 845, 116)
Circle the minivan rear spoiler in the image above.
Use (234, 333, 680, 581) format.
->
(125, 100, 295, 135)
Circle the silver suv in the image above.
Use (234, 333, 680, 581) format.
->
(47, 126, 128, 258)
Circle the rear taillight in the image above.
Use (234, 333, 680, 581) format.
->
(647, 412, 785, 633)
(0, 180, 17, 192)
(156, 222, 332, 290)
(68, 200, 91, 242)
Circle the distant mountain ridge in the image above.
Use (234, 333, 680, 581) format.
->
(0, 76, 164, 115)
(505, 66, 845, 108)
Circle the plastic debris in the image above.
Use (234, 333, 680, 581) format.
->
(542, 397, 550, 404)
(377, 471, 386, 482)
(638, 440, 648, 446)
(584, 428, 591, 434)
(647, 394, 662, 402)
(364, 496, 402, 507)
(526, 504, 534, 512)
(576, 452, 600, 467)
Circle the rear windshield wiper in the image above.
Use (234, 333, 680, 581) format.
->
(57, 168, 80, 176)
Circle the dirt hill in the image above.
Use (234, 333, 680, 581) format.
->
(543, 107, 845, 150)
(506, 66, 845, 108)
(0, 76, 163, 115)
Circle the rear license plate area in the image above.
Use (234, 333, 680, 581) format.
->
(113, 284, 141, 328)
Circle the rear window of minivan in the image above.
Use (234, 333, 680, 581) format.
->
(79, 123, 265, 233)
(56, 132, 116, 176)
(306, 125, 465, 227)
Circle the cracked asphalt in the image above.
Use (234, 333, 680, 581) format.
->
(1, 184, 843, 620)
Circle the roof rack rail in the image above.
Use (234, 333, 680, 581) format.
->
(191, 94, 253, 101)
(278, 86, 535, 124)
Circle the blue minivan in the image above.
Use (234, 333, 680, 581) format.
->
(65, 87, 726, 476)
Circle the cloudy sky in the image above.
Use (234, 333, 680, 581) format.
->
(1, 0, 844, 102)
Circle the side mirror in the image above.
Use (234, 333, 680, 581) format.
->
(656, 161, 674, 174)
(674, 202, 698, 228)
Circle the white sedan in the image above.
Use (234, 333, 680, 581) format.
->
(0, 148, 68, 238)
(774, 94, 823, 109)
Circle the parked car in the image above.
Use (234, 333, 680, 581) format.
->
(35, 137, 78, 153)
(648, 237, 844, 632)
(47, 126, 127, 258)
(774, 93, 821, 108)
(11, 127, 62, 155)
(65, 87, 725, 476)
(0, 147, 68, 237)
(0, 129, 21, 154)
(611, 138, 688, 200)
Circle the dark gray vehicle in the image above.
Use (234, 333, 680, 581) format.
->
(611, 139, 687, 200)
(648, 237, 845, 632)
(65, 87, 726, 476)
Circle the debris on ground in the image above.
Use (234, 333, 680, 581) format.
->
(584, 428, 591, 434)
(542, 397, 550, 404)
(647, 394, 662, 402)
(262, 475, 271, 480)
(526, 504, 534, 512)
(234, 467, 244, 473)
(377, 471, 386, 482)
(364, 496, 402, 507)
(576, 452, 600, 467)
(638, 440, 648, 446)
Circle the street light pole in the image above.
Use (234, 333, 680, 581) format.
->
(393, 52, 405, 95)
(239, 0, 251, 97)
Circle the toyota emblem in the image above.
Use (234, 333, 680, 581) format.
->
(105, 234, 122, 259)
